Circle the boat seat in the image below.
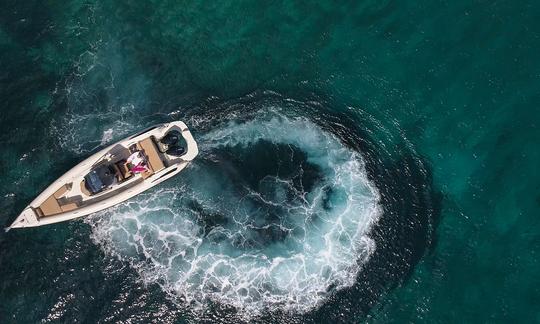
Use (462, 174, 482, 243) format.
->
(60, 202, 78, 212)
(112, 164, 123, 181)
(138, 137, 165, 173)
(53, 185, 69, 199)
(39, 195, 62, 216)
(113, 161, 132, 181)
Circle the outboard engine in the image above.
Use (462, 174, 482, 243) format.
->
(160, 131, 181, 146)
(166, 145, 185, 157)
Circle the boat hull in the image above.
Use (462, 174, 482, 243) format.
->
(8, 121, 198, 229)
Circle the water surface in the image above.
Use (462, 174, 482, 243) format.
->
(0, 1, 539, 322)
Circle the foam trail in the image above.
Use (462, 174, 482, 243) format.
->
(87, 114, 381, 317)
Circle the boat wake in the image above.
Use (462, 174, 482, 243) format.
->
(85, 113, 382, 316)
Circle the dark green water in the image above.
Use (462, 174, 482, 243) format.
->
(1, 1, 539, 323)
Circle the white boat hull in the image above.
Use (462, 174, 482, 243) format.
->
(8, 121, 198, 229)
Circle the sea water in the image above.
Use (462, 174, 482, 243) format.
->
(0, 1, 539, 323)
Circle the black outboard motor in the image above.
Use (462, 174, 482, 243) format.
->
(160, 131, 181, 146)
(166, 145, 185, 157)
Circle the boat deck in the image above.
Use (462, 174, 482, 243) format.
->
(35, 136, 168, 218)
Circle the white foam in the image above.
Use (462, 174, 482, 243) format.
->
(100, 128, 114, 145)
(86, 115, 381, 317)
(51, 103, 140, 154)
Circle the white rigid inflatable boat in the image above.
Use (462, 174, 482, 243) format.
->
(8, 121, 198, 229)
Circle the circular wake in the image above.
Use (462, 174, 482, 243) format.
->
(86, 113, 381, 315)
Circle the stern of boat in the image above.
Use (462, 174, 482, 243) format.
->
(167, 121, 199, 162)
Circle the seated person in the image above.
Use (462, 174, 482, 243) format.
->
(126, 151, 149, 174)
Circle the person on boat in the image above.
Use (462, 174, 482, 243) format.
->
(126, 151, 149, 174)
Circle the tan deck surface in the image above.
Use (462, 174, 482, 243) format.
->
(138, 137, 165, 173)
(60, 202, 78, 212)
(80, 180, 92, 196)
(37, 137, 167, 217)
(53, 185, 69, 199)
(39, 195, 62, 216)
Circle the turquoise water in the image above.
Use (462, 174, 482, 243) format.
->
(1, 1, 539, 322)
